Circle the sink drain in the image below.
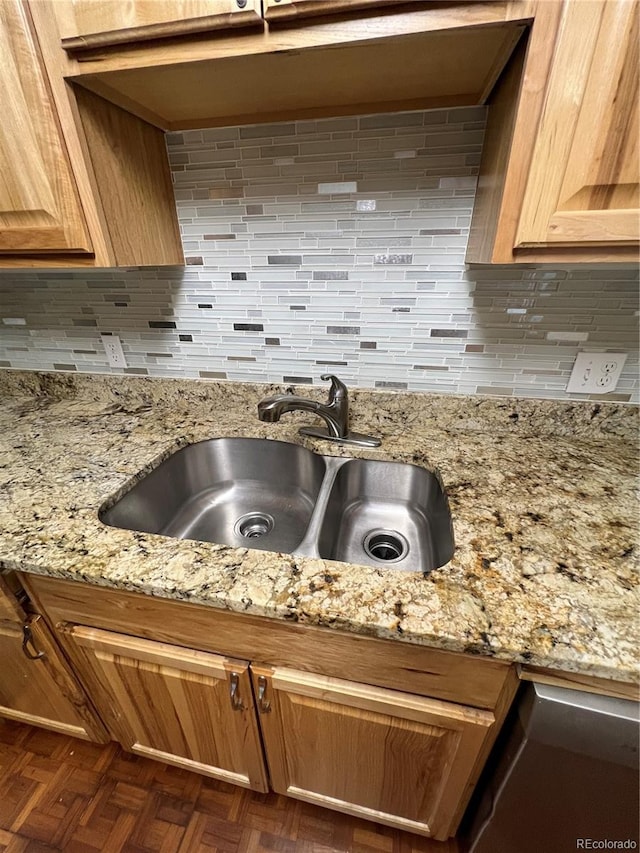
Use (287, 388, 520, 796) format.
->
(235, 512, 274, 539)
(363, 530, 409, 563)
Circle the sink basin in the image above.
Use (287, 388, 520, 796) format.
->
(316, 459, 454, 573)
(101, 438, 454, 573)
(100, 438, 326, 554)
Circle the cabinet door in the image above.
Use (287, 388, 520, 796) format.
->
(0, 0, 92, 255)
(58, 0, 262, 53)
(516, 0, 639, 248)
(65, 625, 268, 792)
(252, 666, 494, 841)
(0, 614, 108, 741)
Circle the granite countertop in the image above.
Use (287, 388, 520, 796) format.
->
(0, 370, 638, 683)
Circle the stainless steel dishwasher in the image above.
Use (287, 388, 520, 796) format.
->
(465, 681, 639, 853)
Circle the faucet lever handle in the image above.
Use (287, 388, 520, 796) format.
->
(320, 373, 347, 403)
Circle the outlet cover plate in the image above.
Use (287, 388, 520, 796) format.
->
(566, 352, 627, 394)
(101, 334, 127, 368)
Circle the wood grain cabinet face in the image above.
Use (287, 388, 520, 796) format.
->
(64, 626, 269, 792)
(0, 0, 92, 255)
(0, 579, 107, 741)
(516, 0, 639, 249)
(57, 622, 498, 839)
(58, 0, 263, 52)
(21, 575, 519, 840)
(252, 666, 495, 841)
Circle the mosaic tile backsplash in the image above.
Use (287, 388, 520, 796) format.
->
(0, 107, 638, 402)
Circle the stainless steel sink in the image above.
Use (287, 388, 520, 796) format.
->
(101, 438, 454, 573)
(101, 438, 326, 554)
(315, 459, 454, 572)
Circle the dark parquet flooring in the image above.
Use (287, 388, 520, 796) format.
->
(0, 721, 459, 853)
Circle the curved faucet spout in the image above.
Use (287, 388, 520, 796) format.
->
(256, 374, 380, 448)
(257, 394, 343, 437)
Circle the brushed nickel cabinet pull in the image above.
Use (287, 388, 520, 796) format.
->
(229, 671, 245, 711)
(258, 675, 271, 713)
(22, 623, 45, 660)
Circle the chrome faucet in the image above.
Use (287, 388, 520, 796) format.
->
(257, 374, 381, 448)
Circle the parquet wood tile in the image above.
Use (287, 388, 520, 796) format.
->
(0, 720, 460, 853)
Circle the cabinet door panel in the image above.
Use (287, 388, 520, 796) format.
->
(58, 0, 263, 52)
(0, 615, 107, 741)
(516, 0, 639, 247)
(0, 0, 92, 254)
(66, 626, 268, 791)
(253, 666, 494, 840)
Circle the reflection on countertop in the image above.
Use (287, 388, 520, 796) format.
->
(0, 369, 637, 683)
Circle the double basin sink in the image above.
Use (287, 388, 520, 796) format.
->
(100, 438, 454, 573)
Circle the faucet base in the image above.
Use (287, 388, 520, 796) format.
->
(299, 426, 381, 448)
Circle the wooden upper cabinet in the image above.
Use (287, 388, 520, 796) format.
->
(0, 0, 92, 255)
(516, 0, 639, 248)
(59, 0, 263, 53)
(468, 0, 638, 263)
(252, 665, 495, 841)
(1, 0, 183, 267)
(64, 626, 269, 792)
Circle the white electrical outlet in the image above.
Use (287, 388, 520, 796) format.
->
(566, 352, 627, 394)
(101, 334, 127, 368)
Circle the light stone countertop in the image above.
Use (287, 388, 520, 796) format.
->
(0, 370, 637, 683)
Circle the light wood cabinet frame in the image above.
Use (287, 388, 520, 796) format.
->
(263, 0, 440, 23)
(515, 0, 639, 248)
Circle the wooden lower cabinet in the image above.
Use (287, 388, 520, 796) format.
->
(252, 666, 494, 841)
(63, 625, 269, 792)
(59, 621, 497, 840)
(21, 577, 517, 841)
(0, 615, 107, 741)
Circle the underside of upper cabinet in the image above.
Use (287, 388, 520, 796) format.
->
(43, 2, 531, 131)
